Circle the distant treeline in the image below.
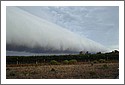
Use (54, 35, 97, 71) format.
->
(6, 50, 119, 64)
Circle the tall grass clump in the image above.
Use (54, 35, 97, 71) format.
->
(69, 59, 77, 64)
(50, 60, 60, 65)
(93, 60, 98, 63)
(99, 59, 106, 63)
(63, 60, 69, 64)
(102, 64, 108, 69)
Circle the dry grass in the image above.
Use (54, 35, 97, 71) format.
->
(6, 63, 119, 79)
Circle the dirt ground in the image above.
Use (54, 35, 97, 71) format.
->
(6, 63, 119, 79)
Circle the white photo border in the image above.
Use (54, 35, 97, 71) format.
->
(1, 1, 124, 84)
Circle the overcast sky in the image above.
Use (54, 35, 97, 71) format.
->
(18, 6, 119, 51)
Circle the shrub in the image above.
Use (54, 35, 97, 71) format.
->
(51, 68, 56, 71)
(102, 64, 108, 69)
(10, 71, 15, 76)
(93, 60, 98, 63)
(50, 60, 59, 65)
(69, 59, 77, 64)
(63, 60, 69, 64)
(89, 71, 99, 78)
(99, 59, 106, 63)
(89, 71, 96, 76)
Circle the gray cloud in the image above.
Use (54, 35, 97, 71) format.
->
(6, 7, 109, 53)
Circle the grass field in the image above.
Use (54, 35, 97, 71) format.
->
(6, 62, 119, 79)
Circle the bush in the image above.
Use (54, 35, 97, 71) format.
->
(102, 64, 108, 69)
(10, 71, 15, 76)
(69, 59, 77, 64)
(63, 60, 69, 64)
(89, 71, 99, 78)
(99, 59, 106, 63)
(93, 60, 98, 63)
(50, 60, 59, 65)
(51, 68, 56, 71)
(89, 71, 96, 76)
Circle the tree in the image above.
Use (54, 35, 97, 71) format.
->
(97, 52, 101, 54)
(79, 51, 83, 54)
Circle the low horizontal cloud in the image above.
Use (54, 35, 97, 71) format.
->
(6, 7, 108, 53)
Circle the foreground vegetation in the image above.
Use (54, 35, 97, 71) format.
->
(6, 50, 119, 79)
(6, 63, 119, 79)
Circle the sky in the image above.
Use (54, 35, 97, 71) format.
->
(18, 6, 119, 51)
(6, 6, 119, 54)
